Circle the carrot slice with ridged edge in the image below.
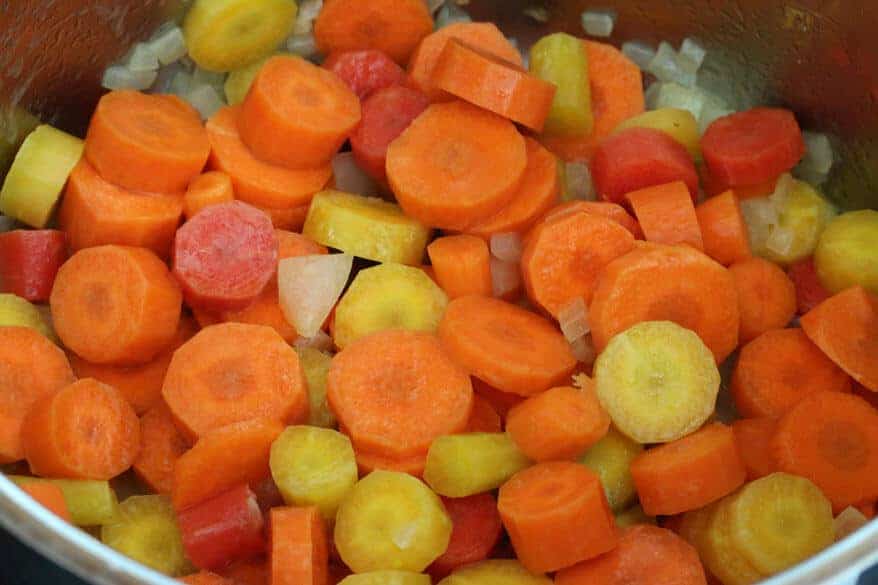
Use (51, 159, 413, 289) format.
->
(542, 200, 642, 238)
(184, 171, 235, 220)
(627, 181, 704, 250)
(132, 401, 189, 495)
(428, 235, 492, 299)
(696, 190, 752, 266)
(386, 101, 528, 231)
(729, 258, 797, 342)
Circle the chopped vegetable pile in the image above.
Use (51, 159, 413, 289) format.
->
(1, 1, 877, 584)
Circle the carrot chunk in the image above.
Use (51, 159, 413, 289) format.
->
(184, 172, 235, 219)
(627, 181, 704, 250)
(132, 402, 189, 495)
(787, 257, 832, 315)
(323, 49, 406, 100)
(729, 257, 797, 342)
(270, 506, 329, 585)
(732, 418, 779, 480)
(428, 235, 493, 299)
(428, 494, 503, 579)
(20, 481, 72, 522)
(695, 191, 752, 266)
(542, 200, 642, 239)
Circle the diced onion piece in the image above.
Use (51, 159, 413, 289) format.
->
(581, 9, 617, 38)
(834, 507, 869, 541)
(101, 66, 158, 91)
(436, 2, 471, 28)
(293, 329, 334, 352)
(0, 215, 16, 232)
(490, 258, 521, 299)
(565, 161, 596, 201)
(523, 6, 550, 23)
(647, 82, 706, 120)
(168, 70, 193, 97)
(192, 67, 227, 94)
(150, 62, 187, 94)
(801, 131, 834, 175)
(127, 43, 159, 72)
(287, 34, 319, 58)
(279, 253, 353, 338)
(489, 233, 523, 263)
(678, 38, 707, 71)
(769, 173, 796, 208)
(294, 0, 324, 35)
(148, 25, 187, 66)
(794, 166, 829, 188)
(570, 334, 597, 364)
(558, 297, 590, 342)
(622, 41, 657, 71)
(647, 42, 696, 88)
(741, 197, 779, 253)
(184, 84, 225, 120)
(766, 225, 795, 257)
(332, 152, 379, 198)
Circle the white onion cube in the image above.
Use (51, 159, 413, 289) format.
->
(622, 41, 657, 71)
(279, 254, 353, 338)
(801, 131, 834, 175)
(679, 38, 707, 70)
(565, 162, 596, 201)
(185, 85, 225, 120)
(127, 42, 159, 72)
(490, 258, 521, 299)
(294, 0, 324, 35)
(581, 9, 617, 38)
(149, 25, 187, 65)
(287, 34, 319, 58)
(570, 335, 597, 364)
(102, 65, 158, 91)
(558, 297, 590, 342)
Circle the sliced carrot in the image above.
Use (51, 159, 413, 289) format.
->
(327, 330, 473, 458)
(428, 494, 503, 579)
(322, 49, 407, 101)
(162, 323, 308, 441)
(695, 190, 752, 266)
(729, 257, 797, 342)
(773, 391, 878, 510)
(239, 56, 361, 170)
(85, 91, 209, 193)
(498, 461, 618, 573)
(269, 506, 328, 585)
(432, 40, 556, 131)
(173, 418, 284, 511)
(180, 572, 233, 585)
(521, 212, 635, 318)
(207, 106, 332, 209)
(354, 449, 427, 478)
(69, 316, 198, 415)
(506, 385, 610, 462)
(387, 100, 528, 231)
(465, 394, 502, 433)
(314, 0, 433, 65)
(184, 172, 235, 220)
(555, 525, 707, 585)
(50, 245, 182, 366)
(132, 401, 189, 495)
(540, 41, 644, 163)
(59, 159, 184, 258)
(472, 379, 525, 423)
(732, 418, 779, 480)
(22, 378, 140, 480)
(439, 295, 577, 396)
(626, 181, 704, 250)
(427, 235, 493, 299)
(800, 286, 878, 391)
(589, 243, 740, 363)
(465, 138, 561, 238)
(731, 328, 851, 418)
(630, 423, 747, 516)
(0, 326, 74, 464)
(260, 204, 312, 232)
(542, 200, 642, 239)
(20, 481, 72, 522)
(787, 257, 832, 315)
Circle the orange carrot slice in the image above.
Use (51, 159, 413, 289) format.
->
(626, 181, 704, 250)
(132, 401, 189, 495)
(542, 200, 642, 239)
(695, 190, 752, 266)
(270, 506, 328, 585)
(184, 172, 235, 220)
(427, 235, 492, 299)
(20, 482, 72, 522)
(732, 417, 779, 480)
(729, 258, 797, 343)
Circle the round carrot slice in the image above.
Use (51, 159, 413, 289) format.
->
(695, 190, 752, 266)
(183, 171, 235, 220)
(84, 91, 210, 194)
(433, 40, 556, 131)
(729, 258, 797, 343)
(438, 295, 577, 396)
(521, 211, 635, 318)
(542, 200, 642, 239)
(162, 323, 308, 441)
(590, 244, 740, 364)
(386, 101, 527, 230)
(466, 138, 561, 238)
(60, 160, 184, 258)
(172, 201, 278, 312)
(50, 245, 182, 366)
(327, 330, 473, 459)
(323, 49, 407, 101)
(0, 327, 75, 463)
(239, 56, 361, 170)
(22, 378, 140, 480)
(206, 106, 332, 209)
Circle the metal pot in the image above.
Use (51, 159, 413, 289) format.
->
(0, 1, 876, 584)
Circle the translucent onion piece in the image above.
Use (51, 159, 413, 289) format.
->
(150, 62, 187, 94)
(801, 131, 834, 174)
(490, 258, 521, 299)
(570, 334, 597, 364)
(766, 225, 796, 257)
(436, 2, 472, 28)
(101, 66, 158, 91)
(148, 25, 187, 66)
(581, 9, 617, 38)
(294, 0, 324, 35)
(293, 329, 335, 353)
(565, 161, 596, 201)
(184, 84, 225, 120)
(834, 507, 869, 541)
(647, 82, 706, 120)
(678, 38, 707, 71)
(769, 173, 796, 208)
(647, 42, 696, 88)
(287, 34, 319, 58)
(741, 197, 779, 253)
(332, 152, 379, 198)
(558, 296, 590, 342)
(127, 43, 159, 72)
(622, 41, 657, 71)
(192, 67, 227, 94)
(279, 253, 353, 338)
(489, 232, 523, 263)
(168, 70, 193, 97)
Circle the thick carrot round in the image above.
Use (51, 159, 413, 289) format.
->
(729, 257, 797, 342)
(172, 418, 284, 511)
(439, 295, 577, 396)
(327, 330, 473, 458)
(314, 0, 433, 65)
(521, 212, 635, 318)
(20, 482, 72, 522)
(773, 391, 878, 510)
(22, 378, 140, 480)
(498, 461, 618, 573)
(206, 107, 333, 209)
(132, 401, 189, 495)
(800, 286, 878, 391)
(0, 326, 74, 463)
(695, 190, 752, 266)
(184, 172, 235, 220)
(85, 91, 209, 193)
(542, 200, 642, 239)
(787, 257, 832, 315)
(270, 506, 329, 585)
(630, 423, 747, 516)
(589, 243, 740, 363)
(626, 181, 704, 250)
(59, 159, 184, 258)
(466, 138, 561, 238)
(386, 100, 528, 231)
(408, 22, 523, 102)
(465, 394, 502, 433)
(427, 235, 493, 299)
(50, 245, 182, 365)
(323, 49, 407, 101)
(555, 525, 707, 585)
(731, 328, 851, 418)
(239, 56, 361, 170)
(540, 41, 644, 163)
(506, 385, 610, 462)
(428, 494, 503, 579)
(163, 323, 307, 441)
(732, 417, 779, 480)
(433, 40, 556, 131)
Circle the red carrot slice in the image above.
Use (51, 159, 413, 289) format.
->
(0, 230, 66, 302)
(132, 401, 190, 494)
(428, 494, 503, 579)
(323, 49, 406, 100)
(787, 257, 832, 315)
